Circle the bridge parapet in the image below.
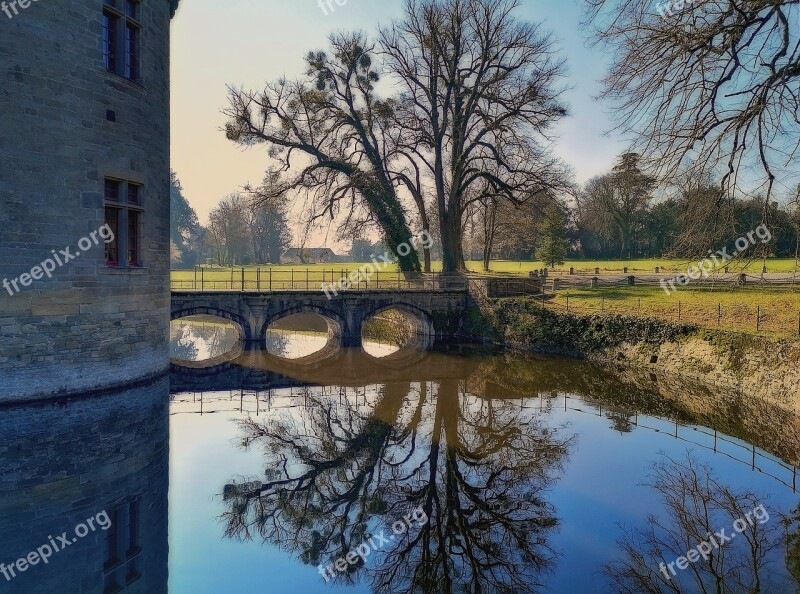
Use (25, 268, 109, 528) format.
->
(170, 289, 471, 347)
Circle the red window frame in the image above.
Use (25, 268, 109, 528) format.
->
(105, 207, 120, 266)
(127, 210, 140, 267)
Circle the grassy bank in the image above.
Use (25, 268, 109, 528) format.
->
(474, 297, 800, 413)
(551, 285, 800, 338)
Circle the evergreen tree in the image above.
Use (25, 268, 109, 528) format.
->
(536, 203, 569, 268)
(170, 170, 204, 266)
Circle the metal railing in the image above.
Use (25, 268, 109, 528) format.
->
(171, 268, 465, 293)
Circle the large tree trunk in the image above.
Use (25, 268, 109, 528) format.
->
(440, 207, 466, 273)
(360, 180, 421, 274)
(420, 209, 432, 273)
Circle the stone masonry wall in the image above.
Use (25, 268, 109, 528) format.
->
(0, 0, 175, 401)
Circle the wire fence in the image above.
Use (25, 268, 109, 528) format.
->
(538, 290, 800, 338)
(536, 272, 800, 289)
(549, 394, 799, 493)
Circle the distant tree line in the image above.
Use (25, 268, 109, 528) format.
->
(169, 171, 293, 268)
(573, 155, 799, 260)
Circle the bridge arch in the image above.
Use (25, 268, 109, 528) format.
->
(259, 304, 348, 343)
(361, 302, 435, 356)
(170, 307, 252, 341)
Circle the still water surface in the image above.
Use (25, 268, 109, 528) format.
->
(167, 317, 800, 594)
(0, 318, 797, 594)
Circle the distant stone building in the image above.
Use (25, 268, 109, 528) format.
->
(281, 247, 339, 264)
(0, 0, 180, 401)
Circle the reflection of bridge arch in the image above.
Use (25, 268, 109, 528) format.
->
(170, 307, 250, 341)
(259, 305, 346, 344)
(170, 347, 483, 393)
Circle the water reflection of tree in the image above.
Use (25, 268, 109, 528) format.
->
(221, 381, 572, 593)
(170, 324, 199, 361)
(606, 453, 799, 594)
(787, 507, 800, 587)
(170, 319, 239, 361)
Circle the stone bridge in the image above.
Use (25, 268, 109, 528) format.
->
(170, 290, 472, 347)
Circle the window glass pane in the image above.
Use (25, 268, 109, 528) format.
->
(105, 208, 120, 265)
(128, 499, 140, 552)
(125, 0, 137, 19)
(127, 211, 140, 266)
(102, 12, 118, 73)
(127, 184, 140, 205)
(124, 24, 139, 80)
(104, 179, 120, 202)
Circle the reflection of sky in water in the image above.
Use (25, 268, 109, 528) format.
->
(265, 330, 401, 359)
(170, 317, 240, 361)
(169, 377, 800, 594)
(172, 314, 406, 363)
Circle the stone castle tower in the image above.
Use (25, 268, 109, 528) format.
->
(0, 0, 179, 401)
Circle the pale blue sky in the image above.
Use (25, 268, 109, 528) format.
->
(170, 0, 627, 226)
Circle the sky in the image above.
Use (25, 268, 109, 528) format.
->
(169, 0, 628, 235)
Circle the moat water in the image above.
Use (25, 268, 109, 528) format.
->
(1, 317, 798, 593)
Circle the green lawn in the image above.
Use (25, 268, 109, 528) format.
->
(173, 258, 800, 278)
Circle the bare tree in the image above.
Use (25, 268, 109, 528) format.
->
(606, 453, 797, 594)
(584, 0, 800, 209)
(207, 193, 251, 266)
(381, 0, 572, 272)
(224, 33, 422, 272)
